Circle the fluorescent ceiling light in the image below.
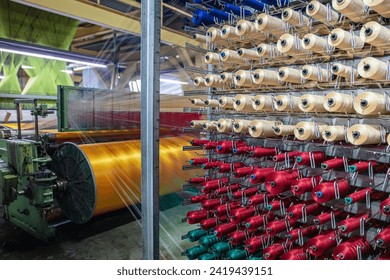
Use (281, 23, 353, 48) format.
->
(0, 47, 107, 68)
(21, 65, 35, 69)
(160, 78, 188, 85)
(129, 78, 188, 91)
(129, 80, 141, 92)
(61, 69, 74, 74)
(73, 66, 94, 72)
(0, 38, 108, 68)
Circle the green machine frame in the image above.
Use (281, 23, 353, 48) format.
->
(57, 85, 134, 132)
(0, 139, 59, 240)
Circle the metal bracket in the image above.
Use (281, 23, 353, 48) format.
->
(294, 34, 300, 51)
(350, 66, 355, 85)
(261, 235, 268, 250)
(263, 193, 269, 210)
(330, 211, 337, 229)
(263, 213, 269, 227)
(385, 91, 390, 112)
(317, 64, 323, 82)
(285, 218, 292, 232)
(301, 204, 308, 223)
(285, 152, 292, 168)
(309, 151, 316, 168)
(244, 228, 250, 241)
(226, 202, 231, 218)
(298, 229, 304, 247)
(381, 168, 390, 192)
(241, 189, 247, 206)
(350, 30, 356, 51)
(311, 175, 318, 188)
(366, 190, 371, 209)
(343, 156, 349, 173)
(368, 161, 374, 180)
(280, 200, 286, 216)
(282, 241, 288, 253)
(380, 125, 387, 144)
(326, 3, 332, 23)
(359, 218, 365, 236)
(333, 180, 341, 199)
(335, 233, 342, 246)
(325, 31, 333, 55)
(314, 122, 321, 140)
(305, 249, 311, 260)
(357, 245, 362, 260)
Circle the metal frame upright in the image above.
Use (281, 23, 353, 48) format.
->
(141, 0, 161, 260)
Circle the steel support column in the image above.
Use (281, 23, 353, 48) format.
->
(141, 0, 161, 260)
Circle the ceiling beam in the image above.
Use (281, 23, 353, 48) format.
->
(168, 57, 192, 83)
(116, 62, 138, 90)
(74, 25, 109, 41)
(11, 0, 197, 47)
(72, 32, 117, 48)
(70, 46, 100, 56)
(116, 45, 174, 62)
(117, 0, 191, 18)
(116, 0, 141, 9)
(163, 3, 191, 18)
(177, 47, 194, 67)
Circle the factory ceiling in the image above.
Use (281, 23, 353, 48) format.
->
(6, 0, 203, 87)
(11, 0, 198, 52)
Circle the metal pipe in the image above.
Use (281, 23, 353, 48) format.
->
(33, 99, 39, 142)
(141, 0, 161, 260)
(15, 103, 21, 139)
(14, 98, 37, 140)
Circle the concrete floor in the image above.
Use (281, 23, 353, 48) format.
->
(0, 204, 198, 260)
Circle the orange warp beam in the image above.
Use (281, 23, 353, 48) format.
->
(79, 136, 198, 216)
